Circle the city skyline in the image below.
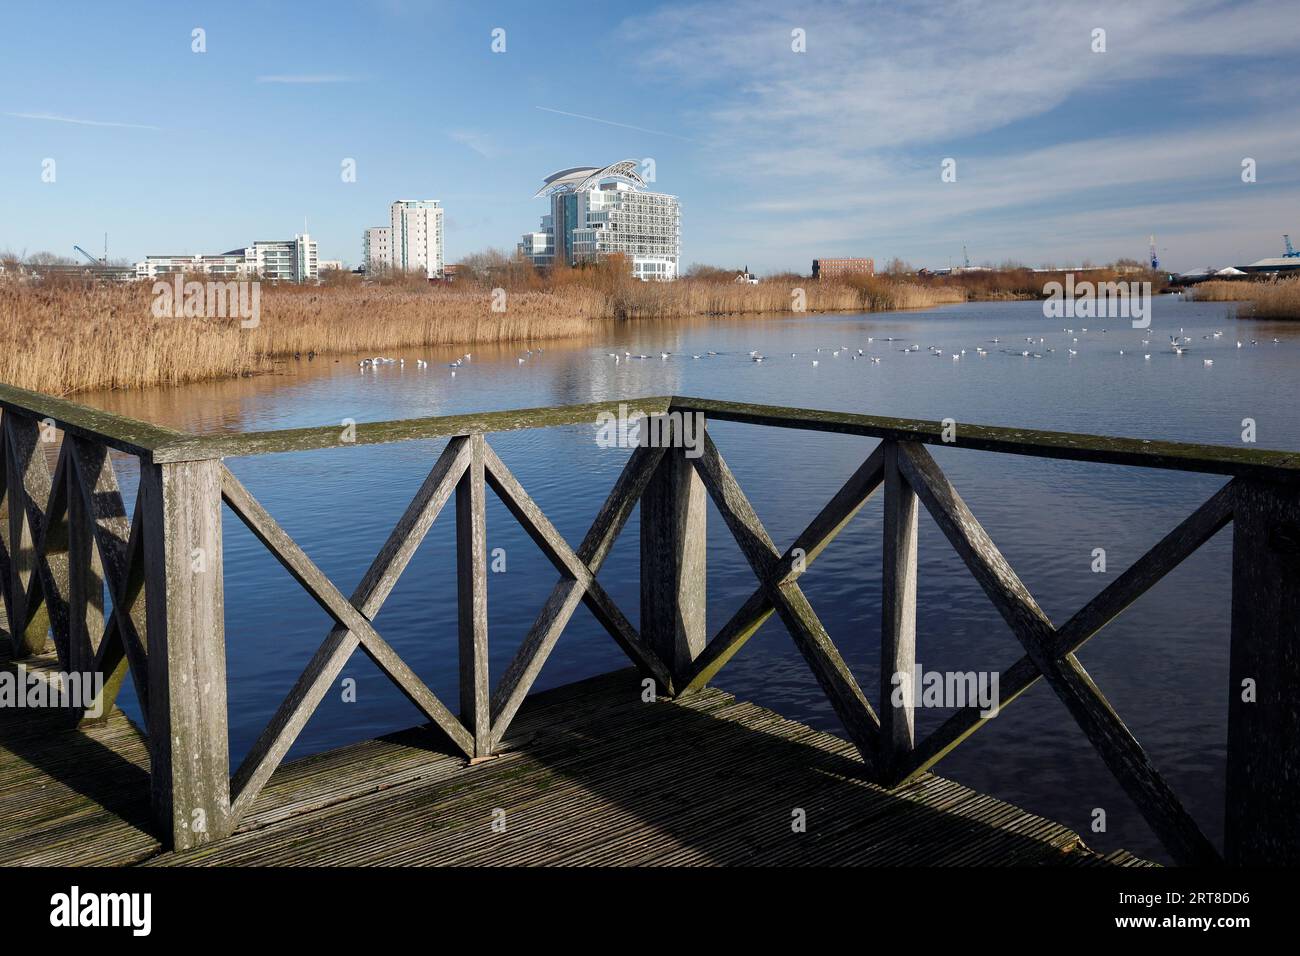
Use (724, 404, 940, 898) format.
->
(2, 1, 1299, 274)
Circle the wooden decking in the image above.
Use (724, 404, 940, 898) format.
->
(0, 649, 1148, 867)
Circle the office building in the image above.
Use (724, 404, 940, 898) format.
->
(136, 252, 253, 279)
(518, 219, 555, 270)
(250, 235, 318, 282)
(812, 258, 874, 280)
(135, 234, 318, 282)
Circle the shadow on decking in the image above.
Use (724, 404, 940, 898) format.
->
(0, 650, 157, 864)
(1, 661, 1107, 866)
(157, 670, 1100, 865)
(469, 672, 1089, 866)
(0, 707, 153, 827)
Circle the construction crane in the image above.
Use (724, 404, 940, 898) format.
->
(1149, 235, 1159, 270)
(73, 233, 109, 266)
(1284, 235, 1298, 258)
(73, 245, 103, 265)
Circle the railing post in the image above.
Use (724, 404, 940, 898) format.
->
(457, 433, 490, 756)
(880, 441, 918, 780)
(640, 414, 707, 694)
(1226, 478, 1300, 865)
(140, 458, 230, 850)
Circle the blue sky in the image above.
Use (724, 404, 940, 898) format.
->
(2, 0, 1298, 273)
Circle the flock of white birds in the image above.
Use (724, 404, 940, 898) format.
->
(351, 328, 1284, 378)
(597, 327, 1283, 370)
(357, 348, 549, 377)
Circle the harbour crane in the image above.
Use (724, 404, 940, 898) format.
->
(1149, 235, 1159, 270)
(73, 233, 109, 265)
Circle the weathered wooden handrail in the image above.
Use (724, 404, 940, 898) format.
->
(1, 385, 1296, 866)
(146, 397, 676, 463)
(667, 398, 1300, 480)
(9, 378, 1293, 478)
(0, 382, 186, 458)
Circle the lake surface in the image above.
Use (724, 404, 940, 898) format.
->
(81, 295, 1300, 863)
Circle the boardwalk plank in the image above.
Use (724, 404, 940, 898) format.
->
(0, 653, 1143, 868)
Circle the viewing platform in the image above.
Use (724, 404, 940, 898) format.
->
(1, 384, 1296, 867)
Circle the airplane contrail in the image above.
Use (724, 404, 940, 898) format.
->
(535, 107, 692, 141)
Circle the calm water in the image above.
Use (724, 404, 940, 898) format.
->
(82, 296, 1300, 863)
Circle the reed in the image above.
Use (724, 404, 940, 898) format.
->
(1191, 281, 1250, 302)
(1, 270, 967, 395)
(1192, 277, 1300, 319)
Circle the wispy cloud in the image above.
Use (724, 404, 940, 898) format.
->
(255, 74, 360, 84)
(4, 111, 159, 130)
(624, 0, 1300, 152)
(617, 0, 1300, 268)
(535, 106, 693, 141)
(449, 129, 499, 159)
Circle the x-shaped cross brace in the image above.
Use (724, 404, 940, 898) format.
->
(226, 435, 678, 823)
(684, 431, 884, 767)
(893, 440, 1226, 866)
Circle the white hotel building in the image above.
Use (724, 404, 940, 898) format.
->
(520, 161, 680, 280)
(363, 200, 444, 278)
(135, 234, 318, 282)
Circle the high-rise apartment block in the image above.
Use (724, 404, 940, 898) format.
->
(363, 226, 391, 273)
(361, 201, 444, 278)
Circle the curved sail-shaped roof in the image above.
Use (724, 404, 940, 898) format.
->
(534, 160, 647, 197)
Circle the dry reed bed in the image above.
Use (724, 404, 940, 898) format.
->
(2, 277, 966, 395)
(1191, 277, 1300, 318)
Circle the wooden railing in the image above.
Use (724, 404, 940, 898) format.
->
(1, 382, 1297, 865)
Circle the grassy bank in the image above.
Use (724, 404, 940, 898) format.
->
(1190, 277, 1300, 319)
(0, 272, 967, 395)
